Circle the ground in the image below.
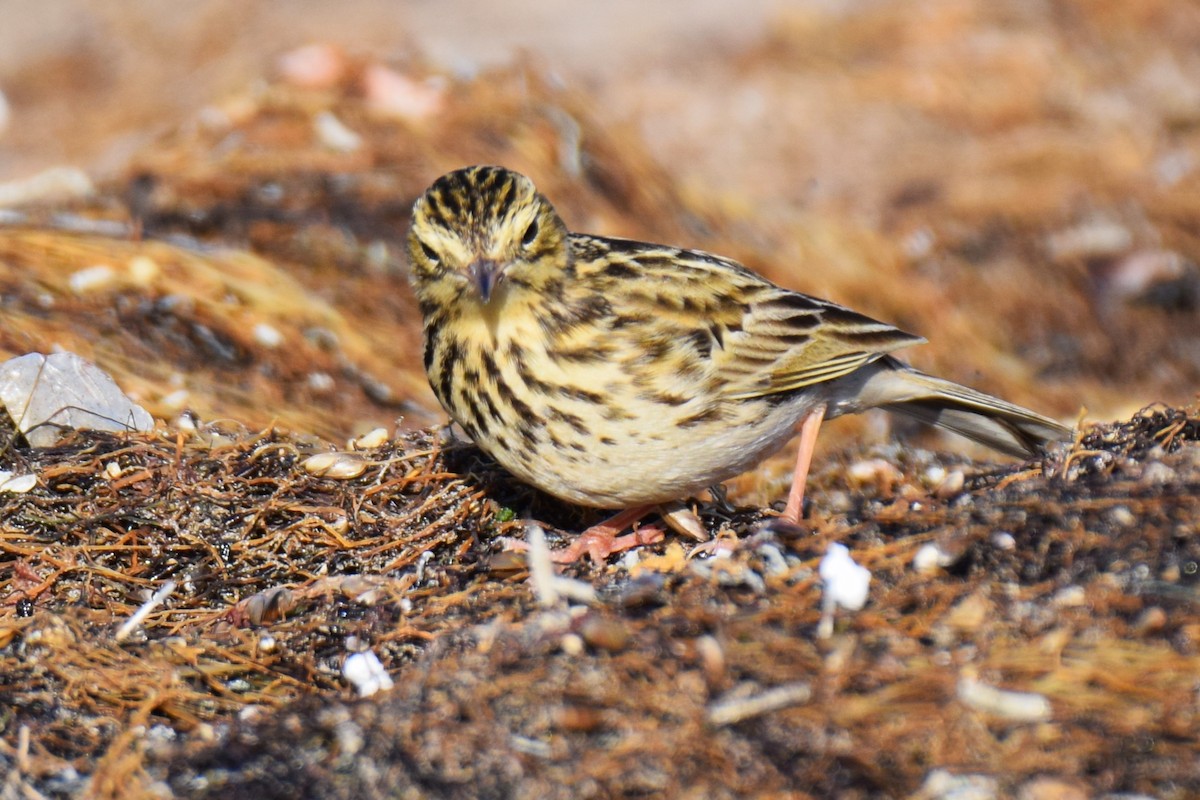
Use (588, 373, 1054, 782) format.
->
(0, 3, 1198, 798)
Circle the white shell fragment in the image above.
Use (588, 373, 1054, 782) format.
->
(350, 427, 389, 450)
(0, 471, 37, 493)
(0, 166, 94, 207)
(913, 542, 956, 573)
(0, 353, 155, 447)
(817, 543, 872, 639)
(957, 675, 1052, 721)
(68, 264, 117, 294)
(314, 111, 363, 153)
(252, 322, 285, 348)
(343, 651, 393, 697)
(820, 543, 871, 611)
(302, 452, 367, 479)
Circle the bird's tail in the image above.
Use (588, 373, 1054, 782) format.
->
(837, 356, 1073, 458)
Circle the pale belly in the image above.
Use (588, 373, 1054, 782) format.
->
(474, 390, 817, 508)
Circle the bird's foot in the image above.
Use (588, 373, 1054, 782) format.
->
(549, 522, 665, 565)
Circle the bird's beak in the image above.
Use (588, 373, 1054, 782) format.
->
(468, 259, 505, 303)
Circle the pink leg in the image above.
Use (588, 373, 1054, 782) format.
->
(782, 404, 826, 524)
(550, 504, 663, 565)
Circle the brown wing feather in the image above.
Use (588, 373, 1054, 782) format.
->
(571, 233, 926, 402)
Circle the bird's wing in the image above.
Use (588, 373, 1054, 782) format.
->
(572, 234, 925, 402)
(722, 286, 926, 400)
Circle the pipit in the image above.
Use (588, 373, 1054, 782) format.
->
(407, 166, 1071, 562)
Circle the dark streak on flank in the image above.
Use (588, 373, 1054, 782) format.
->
(507, 392, 535, 421)
(561, 385, 605, 404)
(603, 404, 636, 422)
(479, 387, 505, 424)
(434, 338, 464, 406)
(645, 391, 689, 407)
(479, 350, 503, 383)
(678, 406, 725, 429)
(551, 346, 609, 365)
(456, 384, 490, 437)
(549, 408, 590, 435)
(684, 329, 714, 359)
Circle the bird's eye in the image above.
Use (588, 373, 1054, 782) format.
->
(521, 219, 539, 248)
(419, 241, 439, 265)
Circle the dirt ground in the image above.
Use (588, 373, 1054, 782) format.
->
(0, 2, 1198, 798)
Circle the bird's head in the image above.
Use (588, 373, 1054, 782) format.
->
(407, 166, 571, 311)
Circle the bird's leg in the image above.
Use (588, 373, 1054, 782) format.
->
(782, 404, 826, 524)
(550, 504, 663, 565)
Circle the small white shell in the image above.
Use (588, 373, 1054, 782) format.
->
(303, 452, 367, 479)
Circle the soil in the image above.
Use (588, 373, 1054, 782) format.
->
(0, 3, 1198, 798)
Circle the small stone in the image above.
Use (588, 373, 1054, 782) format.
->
(1141, 461, 1177, 485)
(69, 265, 117, 294)
(1016, 776, 1087, 800)
(277, 43, 347, 89)
(1132, 606, 1166, 635)
(914, 543, 954, 573)
(1107, 506, 1136, 527)
(314, 111, 363, 153)
(990, 532, 1016, 551)
(127, 256, 160, 286)
(303, 452, 367, 479)
(351, 427, 389, 450)
(252, 322, 284, 348)
(578, 615, 631, 652)
(1051, 585, 1087, 608)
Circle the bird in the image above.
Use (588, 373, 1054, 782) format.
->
(406, 165, 1072, 563)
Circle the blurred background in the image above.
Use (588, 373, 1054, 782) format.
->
(0, 0, 1197, 456)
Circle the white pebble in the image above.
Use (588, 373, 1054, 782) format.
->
(0, 472, 36, 493)
(278, 43, 347, 89)
(1141, 461, 1177, 485)
(343, 651, 393, 697)
(913, 542, 953, 573)
(846, 458, 901, 487)
(819, 543, 871, 611)
(160, 389, 190, 410)
(303, 452, 367, 479)
(307, 372, 335, 393)
(1046, 220, 1131, 262)
(69, 264, 117, 294)
(922, 464, 947, 487)
(990, 532, 1016, 551)
(1108, 506, 1136, 527)
(957, 675, 1051, 721)
(252, 322, 284, 348)
(363, 64, 444, 120)
(351, 427, 389, 450)
(0, 166, 93, 207)
(127, 256, 160, 286)
(314, 111, 363, 153)
(1052, 585, 1087, 608)
(560, 633, 584, 656)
